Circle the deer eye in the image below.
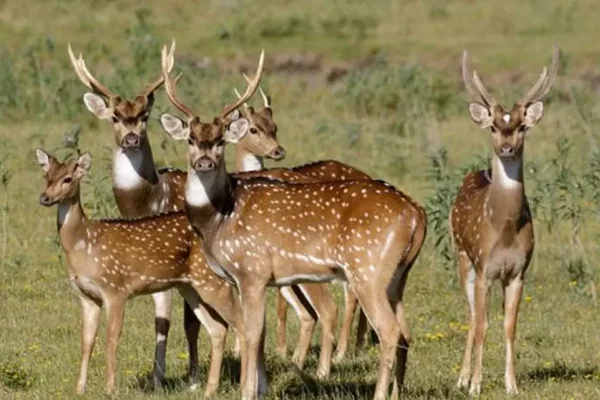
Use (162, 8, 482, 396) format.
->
(250, 127, 258, 134)
(490, 126, 497, 134)
(63, 176, 72, 184)
(140, 114, 149, 122)
(187, 138, 194, 146)
(111, 116, 119, 124)
(217, 139, 225, 146)
(517, 125, 527, 133)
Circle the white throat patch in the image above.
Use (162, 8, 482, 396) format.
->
(185, 164, 226, 208)
(494, 156, 522, 189)
(240, 154, 263, 172)
(113, 149, 144, 190)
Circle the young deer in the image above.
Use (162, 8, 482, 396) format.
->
(158, 44, 427, 400)
(68, 42, 285, 386)
(35, 149, 246, 397)
(452, 46, 559, 395)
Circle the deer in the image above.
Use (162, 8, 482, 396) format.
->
(451, 46, 559, 396)
(231, 76, 378, 373)
(67, 42, 285, 388)
(157, 43, 427, 400)
(35, 148, 249, 397)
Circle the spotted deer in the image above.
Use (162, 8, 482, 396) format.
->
(158, 44, 427, 400)
(451, 46, 559, 396)
(36, 148, 247, 397)
(232, 75, 379, 371)
(68, 42, 285, 387)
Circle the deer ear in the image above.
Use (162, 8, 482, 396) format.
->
(35, 148, 53, 172)
(159, 113, 189, 141)
(83, 93, 112, 120)
(75, 152, 92, 176)
(524, 101, 544, 127)
(226, 109, 241, 122)
(468, 103, 494, 128)
(224, 118, 249, 144)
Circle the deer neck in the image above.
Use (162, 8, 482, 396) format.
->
(487, 155, 526, 238)
(185, 161, 233, 239)
(112, 139, 159, 192)
(235, 146, 264, 173)
(57, 193, 89, 252)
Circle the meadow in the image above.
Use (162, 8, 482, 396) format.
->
(1, 0, 600, 398)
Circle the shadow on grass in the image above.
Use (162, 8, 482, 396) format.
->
(525, 362, 598, 382)
(131, 353, 243, 394)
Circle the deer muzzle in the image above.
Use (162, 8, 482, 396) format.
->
(193, 156, 216, 172)
(499, 144, 515, 158)
(269, 146, 286, 161)
(39, 194, 55, 206)
(121, 133, 141, 149)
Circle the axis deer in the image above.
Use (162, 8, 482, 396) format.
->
(158, 44, 427, 400)
(35, 148, 246, 397)
(237, 159, 376, 364)
(452, 46, 559, 395)
(68, 42, 285, 387)
(232, 75, 378, 372)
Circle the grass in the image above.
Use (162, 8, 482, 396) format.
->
(1, 0, 600, 399)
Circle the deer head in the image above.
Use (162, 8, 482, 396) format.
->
(462, 46, 559, 159)
(68, 42, 176, 151)
(158, 43, 266, 172)
(228, 76, 285, 161)
(36, 149, 92, 206)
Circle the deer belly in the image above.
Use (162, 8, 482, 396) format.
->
(487, 247, 529, 280)
(272, 268, 346, 287)
(70, 275, 103, 301)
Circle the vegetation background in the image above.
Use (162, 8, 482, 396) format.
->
(1, 0, 599, 398)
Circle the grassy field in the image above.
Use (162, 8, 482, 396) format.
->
(1, 0, 600, 398)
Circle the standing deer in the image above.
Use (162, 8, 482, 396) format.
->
(35, 149, 246, 397)
(67, 42, 285, 387)
(452, 46, 559, 395)
(158, 44, 427, 400)
(232, 76, 378, 373)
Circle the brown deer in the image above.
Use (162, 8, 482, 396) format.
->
(35, 148, 246, 397)
(233, 73, 379, 372)
(67, 42, 285, 387)
(452, 46, 559, 395)
(158, 44, 427, 400)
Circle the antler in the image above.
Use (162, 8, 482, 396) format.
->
(242, 72, 271, 108)
(67, 43, 115, 98)
(161, 41, 196, 120)
(220, 50, 265, 119)
(140, 40, 176, 98)
(519, 45, 560, 105)
(232, 87, 250, 109)
(461, 50, 497, 108)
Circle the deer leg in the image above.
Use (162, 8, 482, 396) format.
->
(389, 272, 412, 400)
(457, 252, 476, 390)
(150, 289, 173, 387)
(177, 286, 227, 397)
(299, 284, 338, 379)
(75, 296, 101, 394)
(356, 307, 369, 350)
(334, 283, 358, 362)
(240, 282, 268, 400)
(469, 271, 490, 396)
(183, 298, 201, 383)
(503, 276, 524, 395)
(279, 286, 316, 370)
(352, 282, 401, 400)
(275, 289, 288, 357)
(104, 296, 127, 394)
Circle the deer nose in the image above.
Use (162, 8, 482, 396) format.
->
(39, 194, 52, 206)
(499, 144, 515, 157)
(270, 146, 286, 160)
(193, 156, 216, 172)
(122, 133, 140, 148)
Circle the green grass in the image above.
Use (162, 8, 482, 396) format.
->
(1, 0, 600, 399)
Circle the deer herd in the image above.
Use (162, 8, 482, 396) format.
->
(33, 40, 560, 399)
